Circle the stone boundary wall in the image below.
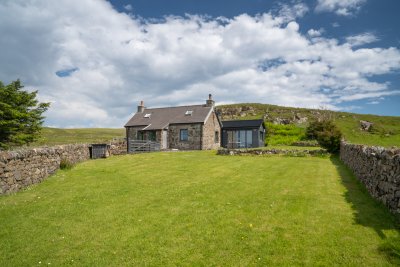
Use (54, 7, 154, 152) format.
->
(0, 140, 127, 195)
(0, 144, 90, 194)
(217, 148, 328, 156)
(109, 139, 127, 155)
(340, 141, 400, 213)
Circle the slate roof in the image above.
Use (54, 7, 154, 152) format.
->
(124, 105, 213, 130)
(221, 119, 264, 129)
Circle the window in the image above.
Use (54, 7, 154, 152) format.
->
(180, 129, 188, 141)
(227, 129, 253, 148)
(144, 113, 151, 118)
(137, 131, 143, 140)
(185, 110, 193, 116)
(148, 131, 156, 141)
(215, 131, 219, 143)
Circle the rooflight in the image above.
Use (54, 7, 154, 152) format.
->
(144, 113, 151, 118)
(185, 110, 193, 116)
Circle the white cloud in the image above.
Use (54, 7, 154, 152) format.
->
(0, 0, 399, 127)
(124, 4, 133, 11)
(315, 0, 367, 16)
(276, 1, 309, 22)
(307, 28, 324, 37)
(346, 32, 379, 47)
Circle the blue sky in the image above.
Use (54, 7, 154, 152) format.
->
(0, 0, 399, 127)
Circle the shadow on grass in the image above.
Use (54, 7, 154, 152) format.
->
(330, 155, 400, 263)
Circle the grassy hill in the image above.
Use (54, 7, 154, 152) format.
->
(32, 127, 125, 146)
(217, 103, 400, 147)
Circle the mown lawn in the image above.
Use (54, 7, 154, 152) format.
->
(1, 151, 399, 266)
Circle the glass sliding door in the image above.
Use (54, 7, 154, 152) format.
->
(246, 130, 252, 148)
(225, 129, 253, 148)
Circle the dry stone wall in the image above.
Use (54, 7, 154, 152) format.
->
(340, 141, 400, 213)
(0, 144, 89, 194)
(109, 139, 127, 155)
(0, 140, 127, 195)
(217, 148, 328, 156)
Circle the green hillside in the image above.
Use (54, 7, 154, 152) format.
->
(32, 128, 125, 146)
(217, 103, 400, 147)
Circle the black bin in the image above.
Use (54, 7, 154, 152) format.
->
(90, 144, 109, 159)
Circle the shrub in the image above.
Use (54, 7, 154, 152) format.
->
(306, 120, 342, 153)
(60, 158, 74, 170)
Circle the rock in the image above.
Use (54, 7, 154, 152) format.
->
(360, 120, 373, 131)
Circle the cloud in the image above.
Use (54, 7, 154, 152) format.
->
(276, 1, 309, 22)
(346, 32, 379, 47)
(124, 4, 133, 11)
(0, 0, 399, 127)
(315, 0, 367, 16)
(307, 28, 324, 37)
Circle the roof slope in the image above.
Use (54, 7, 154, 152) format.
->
(221, 119, 264, 129)
(124, 105, 213, 130)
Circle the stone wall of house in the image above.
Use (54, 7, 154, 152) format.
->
(340, 141, 400, 213)
(202, 111, 221, 150)
(168, 123, 202, 150)
(126, 126, 141, 140)
(0, 144, 90, 194)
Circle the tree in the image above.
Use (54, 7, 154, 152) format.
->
(305, 119, 342, 153)
(0, 80, 50, 149)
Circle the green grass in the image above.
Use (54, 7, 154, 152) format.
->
(31, 127, 125, 146)
(1, 151, 399, 266)
(265, 123, 306, 146)
(218, 103, 400, 147)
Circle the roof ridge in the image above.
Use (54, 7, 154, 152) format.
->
(143, 104, 206, 111)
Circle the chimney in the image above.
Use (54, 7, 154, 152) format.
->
(206, 94, 215, 107)
(137, 100, 145, 113)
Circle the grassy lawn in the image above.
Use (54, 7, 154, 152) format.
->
(31, 127, 125, 146)
(1, 151, 399, 266)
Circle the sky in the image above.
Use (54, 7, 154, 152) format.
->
(0, 0, 399, 128)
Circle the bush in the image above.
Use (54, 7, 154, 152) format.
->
(60, 158, 74, 170)
(305, 120, 342, 153)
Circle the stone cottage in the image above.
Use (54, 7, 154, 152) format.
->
(124, 94, 221, 151)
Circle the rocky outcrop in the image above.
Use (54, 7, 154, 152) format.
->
(340, 141, 400, 213)
(360, 120, 373, 131)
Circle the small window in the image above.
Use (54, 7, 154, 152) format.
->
(144, 113, 151, 118)
(185, 110, 193, 116)
(180, 129, 188, 141)
(215, 131, 219, 143)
